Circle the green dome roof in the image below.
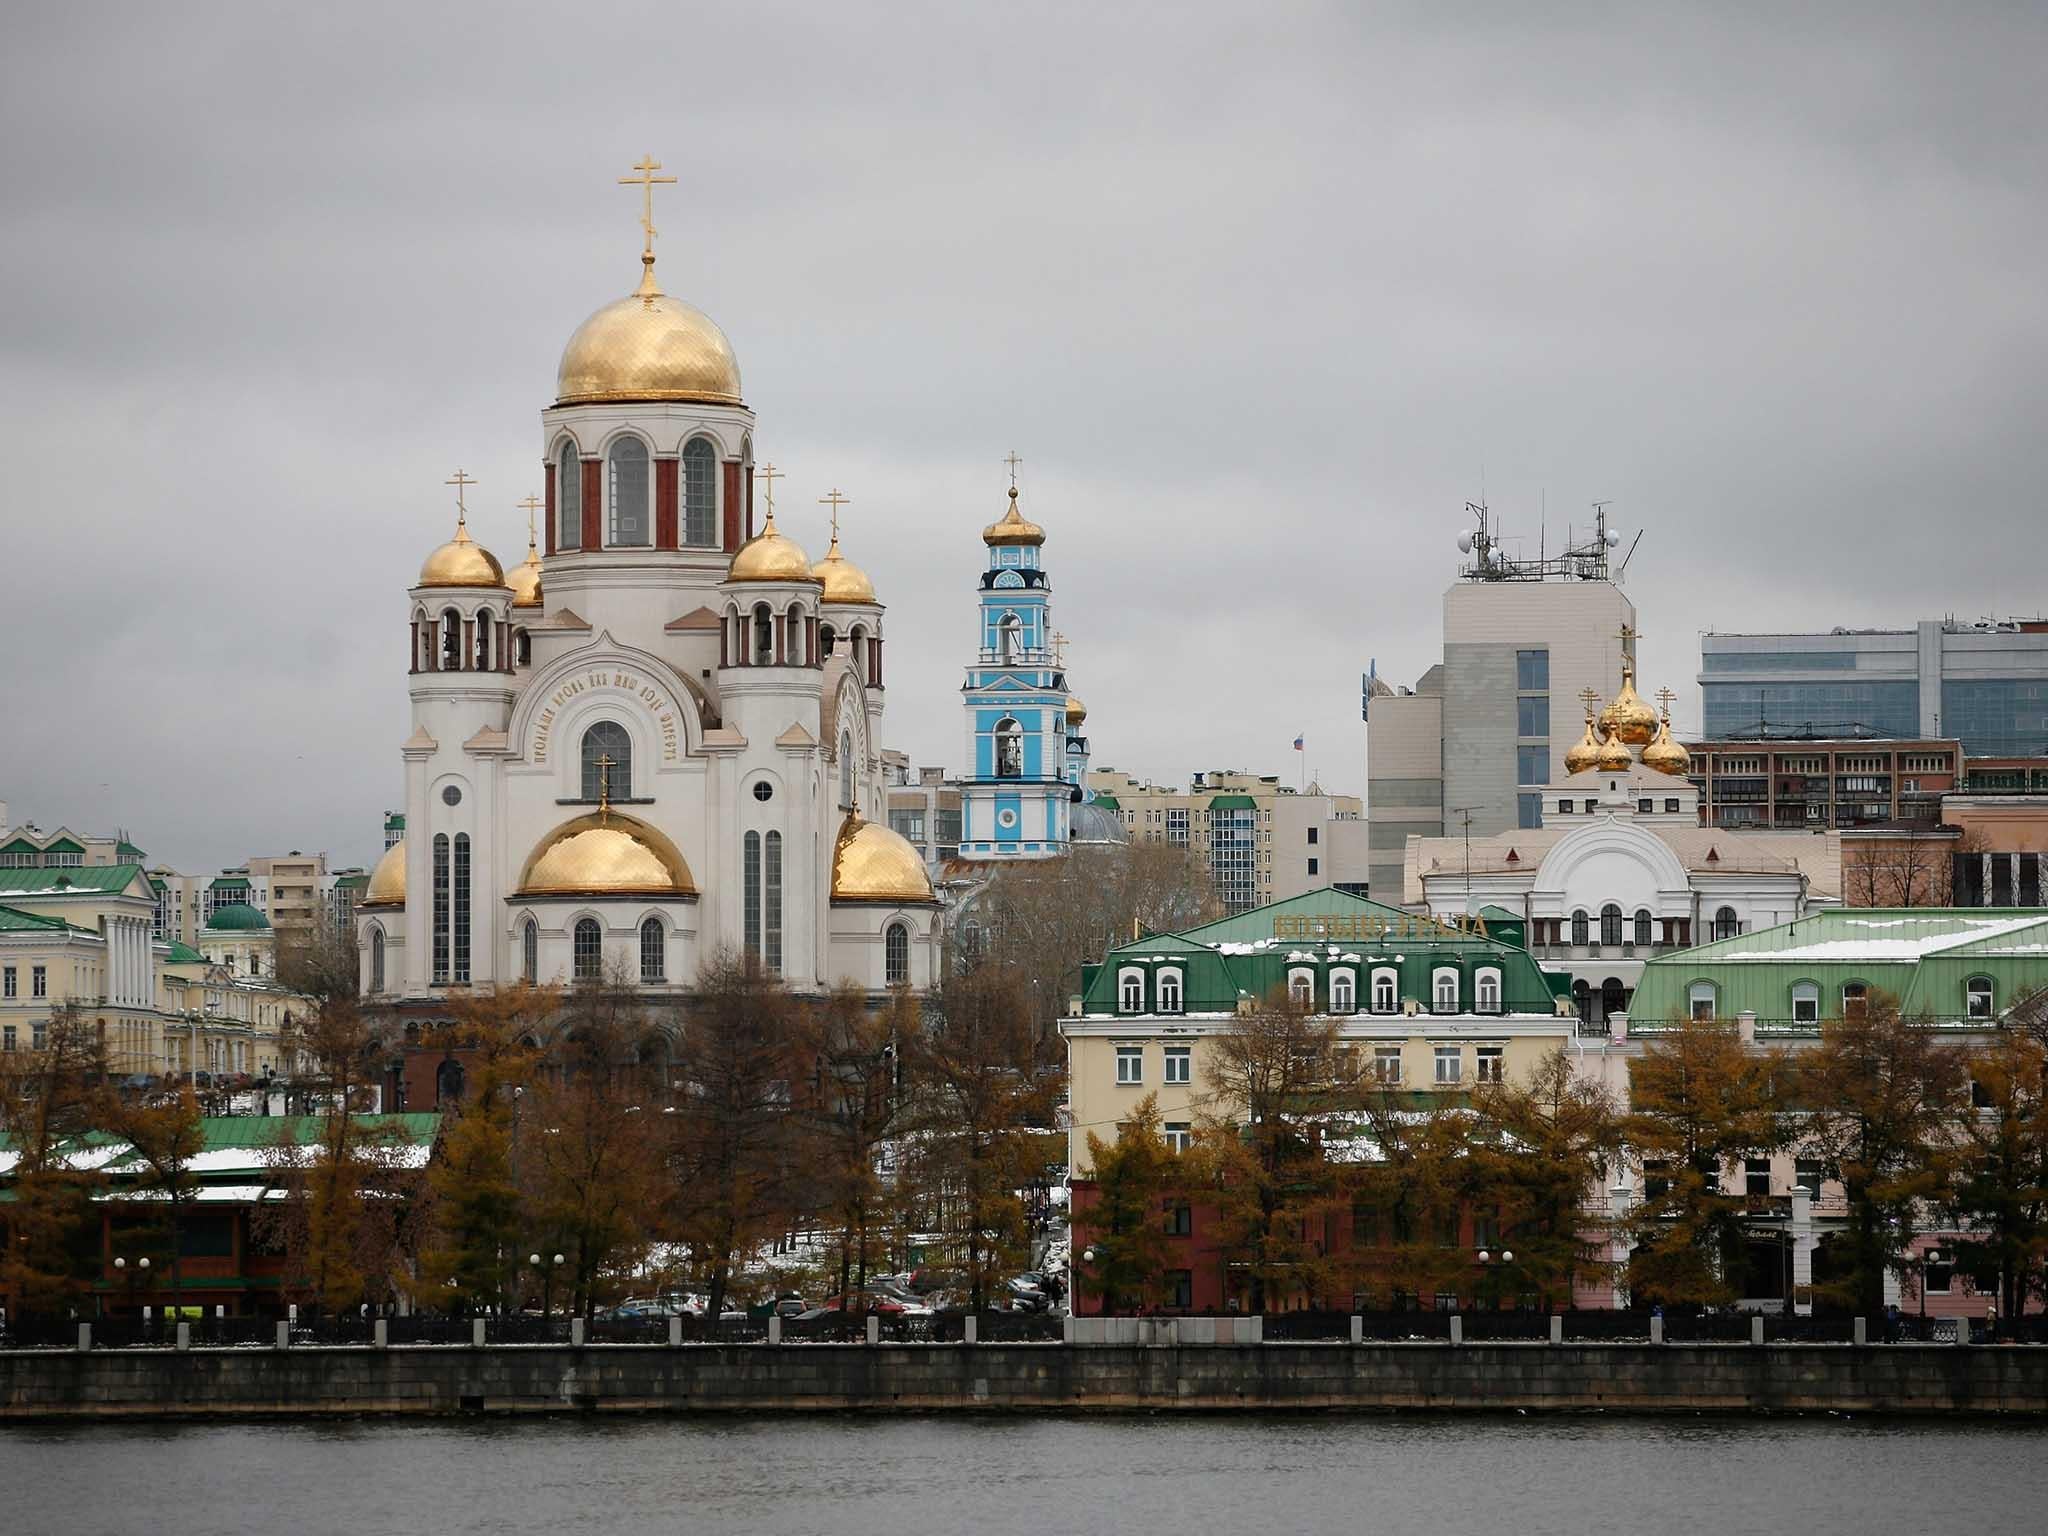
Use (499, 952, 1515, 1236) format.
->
(205, 902, 271, 932)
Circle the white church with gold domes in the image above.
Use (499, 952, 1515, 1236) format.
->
(356, 163, 938, 1007)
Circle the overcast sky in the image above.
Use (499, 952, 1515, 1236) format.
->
(3, 3, 2043, 872)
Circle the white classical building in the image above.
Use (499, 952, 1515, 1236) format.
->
(355, 179, 940, 1007)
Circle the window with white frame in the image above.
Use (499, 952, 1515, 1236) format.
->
(1476, 1045, 1504, 1083)
(1790, 981, 1819, 1024)
(1843, 981, 1868, 1018)
(1370, 967, 1397, 1014)
(1157, 967, 1184, 1013)
(1373, 1045, 1403, 1084)
(1434, 1045, 1462, 1084)
(1115, 1044, 1144, 1085)
(1164, 1045, 1191, 1084)
(1288, 968, 1314, 1010)
(1474, 967, 1502, 1014)
(1164, 1121, 1192, 1153)
(1688, 980, 1716, 1021)
(1329, 969, 1356, 1013)
(1118, 968, 1144, 1012)
(1966, 976, 1994, 1019)
(1431, 967, 1459, 1013)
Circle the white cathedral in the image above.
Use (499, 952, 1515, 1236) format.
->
(355, 175, 943, 1008)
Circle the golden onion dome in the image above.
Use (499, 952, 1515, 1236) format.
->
(1599, 665, 1658, 747)
(831, 812, 935, 903)
(1066, 694, 1087, 727)
(1595, 723, 1635, 772)
(507, 536, 544, 609)
(517, 811, 696, 898)
(983, 486, 1045, 547)
(555, 255, 742, 407)
(361, 840, 406, 909)
(728, 507, 819, 585)
(1641, 713, 1693, 777)
(811, 531, 878, 605)
(1563, 713, 1603, 775)
(417, 515, 506, 590)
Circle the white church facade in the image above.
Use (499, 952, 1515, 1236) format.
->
(356, 166, 939, 1008)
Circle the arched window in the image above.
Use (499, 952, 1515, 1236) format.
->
(1432, 967, 1459, 1013)
(752, 603, 774, 665)
(1790, 980, 1819, 1024)
(608, 436, 649, 546)
(820, 622, 837, 658)
(370, 927, 385, 994)
(1633, 909, 1653, 949)
(1288, 969, 1314, 1010)
(1571, 909, 1589, 947)
(1475, 967, 1502, 1014)
(1329, 970, 1355, 1014)
(763, 830, 783, 976)
(436, 1058, 466, 1106)
(1688, 980, 1717, 1021)
(573, 918, 602, 981)
(998, 612, 1020, 660)
(1118, 968, 1144, 1012)
(744, 832, 762, 960)
(682, 437, 717, 547)
(640, 917, 665, 982)
(431, 833, 450, 984)
(1158, 967, 1184, 1013)
(1713, 906, 1740, 942)
(581, 721, 632, 801)
(514, 629, 530, 667)
(440, 609, 463, 671)
(786, 605, 804, 667)
(994, 717, 1022, 778)
(414, 610, 432, 672)
(1371, 967, 1398, 1014)
(451, 833, 471, 985)
(840, 732, 856, 808)
(473, 616, 492, 671)
(1601, 976, 1629, 1022)
(851, 626, 870, 679)
(557, 443, 582, 550)
(521, 918, 538, 984)
(1843, 981, 1868, 1019)
(1600, 904, 1623, 947)
(1966, 976, 1994, 1019)
(885, 922, 910, 987)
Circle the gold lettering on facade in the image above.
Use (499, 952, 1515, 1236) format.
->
(531, 673, 683, 766)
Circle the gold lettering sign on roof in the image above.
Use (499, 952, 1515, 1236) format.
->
(1269, 911, 1489, 943)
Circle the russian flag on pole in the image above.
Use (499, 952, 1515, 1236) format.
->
(1293, 735, 1304, 751)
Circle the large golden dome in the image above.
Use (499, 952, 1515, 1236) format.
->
(831, 813, 935, 903)
(1641, 713, 1692, 777)
(1066, 694, 1087, 727)
(1563, 713, 1603, 775)
(983, 486, 1045, 548)
(556, 256, 742, 407)
(507, 537, 544, 609)
(728, 508, 818, 585)
(418, 517, 506, 590)
(812, 530, 878, 605)
(517, 811, 697, 898)
(1599, 666, 1658, 747)
(361, 840, 406, 909)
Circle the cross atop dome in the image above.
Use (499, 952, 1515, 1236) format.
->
(619, 154, 677, 300)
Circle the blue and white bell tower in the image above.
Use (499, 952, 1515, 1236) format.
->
(959, 477, 1071, 859)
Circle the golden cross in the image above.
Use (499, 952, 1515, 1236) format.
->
(1053, 630, 1069, 667)
(518, 494, 543, 544)
(1579, 686, 1602, 719)
(594, 754, 614, 814)
(1004, 451, 1023, 488)
(445, 470, 475, 520)
(819, 488, 849, 540)
(754, 462, 783, 518)
(619, 155, 676, 257)
(1656, 686, 1677, 719)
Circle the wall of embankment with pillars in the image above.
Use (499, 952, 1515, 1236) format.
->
(5, 1341, 2048, 1418)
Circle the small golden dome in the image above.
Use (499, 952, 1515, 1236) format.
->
(361, 839, 406, 909)
(983, 486, 1045, 547)
(1595, 723, 1635, 772)
(517, 811, 696, 898)
(507, 537, 544, 609)
(1641, 713, 1692, 777)
(1563, 713, 1603, 775)
(556, 256, 742, 407)
(728, 507, 819, 585)
(1599, 665, 1658, 747)
(812, 531, 878, 605)
(1066, 694, 1087, 727)
(831, 812, 935, 903)
(418, 516, 506, 590)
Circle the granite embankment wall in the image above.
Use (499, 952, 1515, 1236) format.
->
(4, 1342, 2047, 1418)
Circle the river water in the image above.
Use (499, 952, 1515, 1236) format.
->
(2, 1416, 2041, 1536)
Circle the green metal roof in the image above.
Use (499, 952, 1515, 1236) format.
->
(1629, 909, 2048, 1024)
(1208, 794, 1257, 810)
(1089, 794, 1120, 810)
(334, 873, 368, 891)
(0, 863, 148, 896)
(116, 841, 146, 860)
(0, 904, 70, 933)
(204, 902, 270, 932)
(163, 940, 206, 964)
(41, 837, 84, 855)
(0, 837, 37, 856)
(209, 876, 251, 891)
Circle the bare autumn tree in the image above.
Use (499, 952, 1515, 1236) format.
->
(1798, 990, 1968, 1317)
(667, 951, 809, 1323)
(902, 962, 1063, 1311)
(803, 982, 909, 1298)
(975, 842, 1217, 1035)
(1845, 828, 1961, 907)
(273, 910, 362, 1003)
(0, 1004, 109, 1323)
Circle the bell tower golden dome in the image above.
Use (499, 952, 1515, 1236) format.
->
(1641, 688, 1693, 777)
(811, 489, 879, 605)
(417, 471, 506, 590)
(1563, 698, 1603, 775)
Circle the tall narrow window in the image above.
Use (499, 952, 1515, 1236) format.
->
(1966, 976, 1994, 1019)
(573, 918, 602, 981)
(1571, 909, 1589, 947)
(885, 922, 910, 986)
(640, 917, 665, 982)
(764, 831, 783, 975)
(995, 717, 1022, 778)
(841, 732, 856, 807)
(441, 610, 462, 671)
(682, 437, 717, 547)
(431, 834, 450, 984)
(581, 721, 632, 801)
(1328, 972, 1353, 1013)
(1371, 969, 1397, 1013)
(744, 832, 762, 961)
(1159, 969, 1185, 1013)
(557, 443, 581, 550)
(522, 918, 538, 984)
(998, 613, 1020, 660)
(370, 928, 385, 994)
(1714, 906, 1740, 941)
(473, 617, 492, 671)
(753, 604, 774, 664)
(1475, 968, 1501, 1013)
(452, 833, 471, 984)
(1633, 909, 1653, 948)
(608, 436, 649, 546)
(1600, 904, 1622, 947)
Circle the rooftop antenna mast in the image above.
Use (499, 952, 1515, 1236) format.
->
(1450, 804, 1477, 915)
